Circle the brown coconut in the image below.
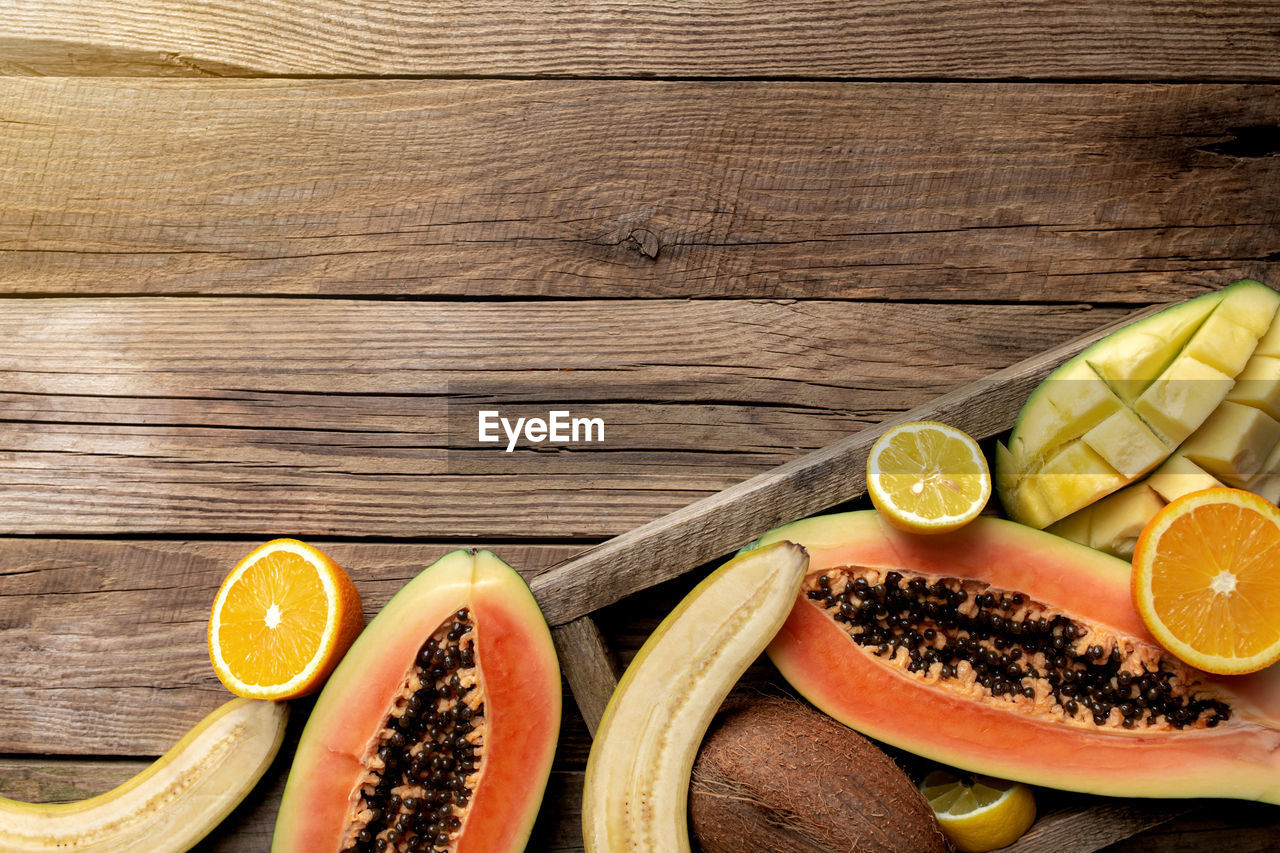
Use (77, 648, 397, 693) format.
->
(690, 697, 951, 853)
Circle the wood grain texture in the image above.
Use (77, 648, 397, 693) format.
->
(2, 79, 1277, 300)
(1102, 801, 1280, 853)
(0, 1, 1278, 79)
(2, 11, 1276, 850)
(0, 538, 580, 754)
(0, 297, 1129, 538)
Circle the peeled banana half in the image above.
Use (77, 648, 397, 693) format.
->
(0, 697, 288, 852)
(583, 540, 809, 853)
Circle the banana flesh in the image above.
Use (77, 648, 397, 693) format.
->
(582, 540, 808, 853)
(0, 697, 288, 852)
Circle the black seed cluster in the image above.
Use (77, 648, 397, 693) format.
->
(807, 569, 1231, 730)
(347, 609, 483, 853)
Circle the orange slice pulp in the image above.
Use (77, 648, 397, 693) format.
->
(1132, 488, 1280, 675)
(208, 539, 364, 700)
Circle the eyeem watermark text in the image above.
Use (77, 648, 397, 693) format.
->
(477, 410, 605, 452)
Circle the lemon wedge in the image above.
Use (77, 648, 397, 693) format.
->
(868, 421, 991, 533)
(920, 769, 1036, 852)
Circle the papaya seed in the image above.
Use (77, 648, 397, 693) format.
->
(809, 567, 1232, 732)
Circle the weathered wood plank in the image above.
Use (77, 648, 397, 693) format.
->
(0, 298, 1129, 538)
(0, 1, 1277, 79)
(1, 80, 1276, 300)
(1101, 801, 1280, 852)
(0, 538, 580, 754)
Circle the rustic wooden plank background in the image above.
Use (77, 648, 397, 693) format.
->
(2, 2, 1279, 852)
(1, 81, 1277, 299)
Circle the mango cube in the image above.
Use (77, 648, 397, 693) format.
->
(1246, 471, 1280, 504)
(1047, 505, 1093, 548)
(1087, 484, 1167, 559)
(1244, 440, 1280, 503)
(1256, 313, 1280, 358)
(1033, 441, 1127, 522)
(1006, 402, 1073, 468)
(1007, 481, 1059, 530)
(1012, 360, 1123, 463)
(1133, 356, 1233, 445)
(1213, 279, 1280, 336)
(995, 441, 1058, 529)
(1082, 295, 1220, 403)
(1042, 359, 1125, 423)
(1227, 354, 1280, 421)
(1180, 400, 1280, 486)
(1081, 407, 1170, 478)
(1181, 312, 1262, 377)
(1146, 453, 1224, 503)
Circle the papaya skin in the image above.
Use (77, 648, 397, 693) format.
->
(758, 511, 1280, 805)
(271, 549, 560, 853)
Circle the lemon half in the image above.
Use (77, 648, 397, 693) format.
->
(920, 769, 1036, 853)
(868, 421, 991, 533)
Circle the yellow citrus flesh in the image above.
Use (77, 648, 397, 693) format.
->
(868, 421, 991, 533)
(1132, 488, 1280, 675)
(920, 770, 1036, 853)
(209, 539, 364, 700)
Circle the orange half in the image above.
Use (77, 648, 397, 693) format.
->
(209, 539, 364, 700)
(1132, 488, 1280, 675)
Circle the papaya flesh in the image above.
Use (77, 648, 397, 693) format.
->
(759, 511, 1280, 804)
(271, 550, 561, 853)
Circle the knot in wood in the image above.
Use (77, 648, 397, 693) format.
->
(624, 228, 661, 260)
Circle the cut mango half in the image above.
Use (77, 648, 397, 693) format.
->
(998, 280, 1280, 532)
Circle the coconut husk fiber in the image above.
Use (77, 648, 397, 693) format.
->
(690, 697, 951, 853)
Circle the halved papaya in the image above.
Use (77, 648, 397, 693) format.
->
(758, 511, 1280, 804)
(272, 549, 561, 853)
